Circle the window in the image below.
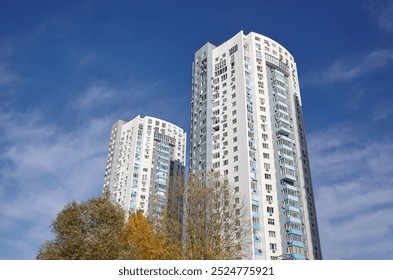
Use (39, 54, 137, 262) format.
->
(267, 207, 274, 214)
(263, 153, 270, 159)
(265, 174, 271, 180)
(265, 184, 272, 192)
(234, 155, 238, 162)
(269, 231, 276, 238)
(268, 218, 275, 225)
(233, 146, 238, 152)
(229, 44, 238, 55)
(266, 195, 273, 203)
(234, 176, 239, 182)
(234, 165, 238, 172)
(269, 243, 277, 250)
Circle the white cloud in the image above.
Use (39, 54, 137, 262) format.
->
(0, 77, 189, 259)
(304, 49, 393, 85)
(76, 84, 115, 108)
(309, 123, 393, 259)
(0, 65, 18, 87)
(74, 81, 162, 111)
(0, 109, 113, 259)
(371, 100, 393, 121)
(365, 0, 393, 33)
(378, 4, 393, 32)
(0, 42, 19, 89)
(72, 80, 189, 133)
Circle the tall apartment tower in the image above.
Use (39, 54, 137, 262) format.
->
(190, 31, 322, 260)
(103, 115, 186, 219)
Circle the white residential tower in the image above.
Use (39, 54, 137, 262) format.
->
(190, 31, 322, 260)
(103, 115, 186, 219)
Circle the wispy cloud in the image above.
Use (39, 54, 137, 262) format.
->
(365, 0, 393, 33)
(72, 80, 189, 130)
(0, 42, 21, 92)
(76, 83, 116, 108)
(372, 100, 393, 121)
(304, 49, 393, 85)
(0, 77, 190, 259)
(308, 123, 393, 259)
(0, 65, 18, 87)
(377, 4, 393, 32)
(0, 109, 112, 259)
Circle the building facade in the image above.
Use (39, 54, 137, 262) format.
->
(103, 115, 186, 219)
(190, 31, 322, 260)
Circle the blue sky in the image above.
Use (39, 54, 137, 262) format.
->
(0, 0, 392, 260)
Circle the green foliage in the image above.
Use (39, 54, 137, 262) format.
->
(37, 193, 128, 260)
(37, 173, 249, 260)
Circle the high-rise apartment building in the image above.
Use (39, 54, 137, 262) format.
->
(190, 31, 322, 260)
(103, 115, 186, 219)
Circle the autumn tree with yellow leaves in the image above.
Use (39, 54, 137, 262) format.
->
(165, 172, 251, 260)
(121, 210, 182, 260)
(37, 172, 250, 260)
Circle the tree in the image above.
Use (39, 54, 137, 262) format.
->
(121, 211, 182, 260)
(37, 172, 250, 260)
(164, 172, 251, 260)
(37, 193, 128, 260)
